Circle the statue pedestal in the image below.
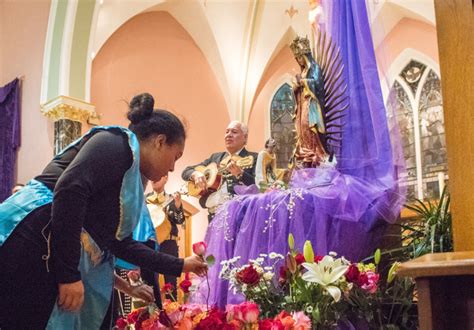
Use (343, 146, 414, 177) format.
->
(398, 251, 474, 330)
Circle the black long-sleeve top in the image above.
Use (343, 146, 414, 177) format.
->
(35, 129, 184, 284)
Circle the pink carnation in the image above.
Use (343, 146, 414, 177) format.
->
(292, 311, 311, 330)
(361, 270, 380, 293)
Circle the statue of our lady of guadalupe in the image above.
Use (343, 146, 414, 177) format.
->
(290, 35, 348, 168)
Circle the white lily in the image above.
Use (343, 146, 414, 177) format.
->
(301, 255, 349, 302)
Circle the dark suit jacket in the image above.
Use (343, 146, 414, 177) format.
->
(182, 148, 258, 208)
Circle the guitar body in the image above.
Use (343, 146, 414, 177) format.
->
(187, 155, 255, 198)
(147, 203, 172, 244)
(187, 162, 222, 197)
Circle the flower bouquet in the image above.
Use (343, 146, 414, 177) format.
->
(218, 234, 384, 328)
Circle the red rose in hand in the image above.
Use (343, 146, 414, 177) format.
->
(192, 241, 207, 256)
(115, 317, 128, 329)
(161, 282, 174, 294)
(295, 253, 305, 265)
(345, 264, 360, 283)
(236, 265, 261, 287)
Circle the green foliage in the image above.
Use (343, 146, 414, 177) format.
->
(401, 186, 453, 258)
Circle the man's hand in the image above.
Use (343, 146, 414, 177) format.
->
(173, 192, 182, 208)
(191, 171, 207, 191)
(58, 280, 84, 312)
(183, 255, 208, 277)
(226, 160, 243, 178)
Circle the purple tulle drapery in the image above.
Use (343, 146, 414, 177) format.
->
(0, 78, 21, 202)
(190, 1, 405, 308)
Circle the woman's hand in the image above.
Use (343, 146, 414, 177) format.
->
(128, 284, 155, 303)
(58, 280, 85, 312)
(183, 255, 208, 277)
(114, 274, 154, 303)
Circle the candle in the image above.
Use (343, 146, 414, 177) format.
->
(438, 172, 445, 198)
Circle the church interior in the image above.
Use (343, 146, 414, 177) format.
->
(1, 0, 473, 329)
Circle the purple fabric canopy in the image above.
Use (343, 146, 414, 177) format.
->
(0, 78, 21, 202)
(191, 1, 405, 308)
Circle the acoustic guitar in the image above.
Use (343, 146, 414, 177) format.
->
(187, 155, 254, 198)
(147, 202, 171, 244)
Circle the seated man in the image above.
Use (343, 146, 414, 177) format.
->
(182, 121, 257, 222)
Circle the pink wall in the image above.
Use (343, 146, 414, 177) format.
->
(376, 18, 439, 82)
(91, 11, 229, 241)
(248, 46, 298, 151)
(1, 0, 53, 184)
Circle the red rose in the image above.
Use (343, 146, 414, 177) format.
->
(279, 265, 288, 282)
(357, 272, 369, 287)
(159, 310, 173, 328)
(345, 264, 360, 283)
(179, 279, 192, 293)
(295, 253, 305, 265)
(314, 255, 323, 263)
(161, 282, 174, 294)
(127, 309, 140, 324)
(222, 323, 239, 330)
(115, 317, 128, 329)
(275, 310, 292, 320)
(135, 309, 150, 330)
(236, 265, 261, 287)
(196, 314, 225, 329)
(208, 306, 227, 321)
(259, 319, 285, 330)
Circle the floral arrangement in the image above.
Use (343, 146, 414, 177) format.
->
(219, 234, 384, 328)
(115, 238, 407, 329)
(115, 299, 314, 330)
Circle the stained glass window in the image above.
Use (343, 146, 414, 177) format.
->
(387, 60, 448, 200)
(419, 70, 447, 199)
(386, 80, 417, 200)
(270, 83, 296, 168)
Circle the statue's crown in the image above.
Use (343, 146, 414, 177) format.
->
(290, 36, 312, 57)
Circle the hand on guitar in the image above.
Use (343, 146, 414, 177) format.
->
(191, 171, 208, 192)
(172, 192, 182, 208)
(226, 160, 243, 178)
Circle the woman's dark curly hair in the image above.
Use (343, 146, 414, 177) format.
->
(127, 93, 186, 145)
